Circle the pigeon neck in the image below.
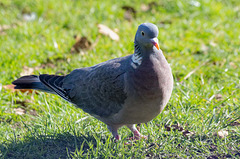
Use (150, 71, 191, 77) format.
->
(131, 41, 143, 69)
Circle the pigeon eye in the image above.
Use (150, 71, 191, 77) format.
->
(141, 31, 144, 36)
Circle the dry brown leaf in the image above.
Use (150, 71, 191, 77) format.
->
(164, 123, 184, 131)
(20, 65, 43, 76)
(141, 4, 150, 12)
(20, 66, 35, 76)
(0, 24, 16, 32)
(141, 2, 158, 12)
(164, 123, 194, 137)
(214, 94, 222, 101)
(11, 122, 22, 129)
(164, 125, 171, 131)
(182, 130, 194, 137)
(159, 20, 172, 25)
(230, 121, 240, 126)
(3, 84, 35, 94)
(0, 22, 22, 35)
(13, 108, 26, 115)
(0, 32, 7, 35)
(230, 62, 237, 69)
(122, 6, 136, 21)
(171, 123, 184, 131)
(214, 130, 228, 139)
(15, 100, 28, 107)
(29, 109, 38, 116)
(71, 36, 92, 54)
(40, 63, 56, 69)
(98, 24, 119, 41)
(3, 84, 15, 91)
(140, 2, 158, 13)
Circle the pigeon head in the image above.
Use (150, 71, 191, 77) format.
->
(135, 23, 160, 50)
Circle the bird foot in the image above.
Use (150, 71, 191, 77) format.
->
(127, 135, 148, 140)
(124, 135, 147, 145)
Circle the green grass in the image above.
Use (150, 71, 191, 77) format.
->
(0, 0, 240, 158)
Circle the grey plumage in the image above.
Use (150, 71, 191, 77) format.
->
(12, 23, 173, 140)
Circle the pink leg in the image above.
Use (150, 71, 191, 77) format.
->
(126, 124, 148, 140)
(107, 125, 121, 140)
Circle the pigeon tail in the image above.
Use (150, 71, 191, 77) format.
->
(12, 75, 52, 93)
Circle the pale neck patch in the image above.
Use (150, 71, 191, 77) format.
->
(131, 53, 142, 65)
(131, 42, 142, 69)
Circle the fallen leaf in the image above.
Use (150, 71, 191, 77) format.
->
(230, 121, 240, 126)
(182, 130, 195, 136)
(214, 94, 222, 101)
(164, 125, 171, 131)
(0, 22, 22, 35)
(20, 65, 44, 77)
(13, 108, 26, 115)
(171, 123, 184, 131)
(159, 20, 172, 25)
(0, 24, 16, 32)
(15, 100, 28, 107)
(164, 123, 183, 131)
(98, 24, 119, 41)
(164, 123, 194, 137)
(40, 63, 56, 69)
(122, 6, 136, 21)
(230, 62, 237, 69)
(141, 2, 158, 12)
(11, 122, 22, 129)
(44, 57, 67, 65)
(29, 109, 38, 116)
(228, 118, 240, 126)
(141, 4, 150, 12)
(215, 130, 228, 139)
(3, 84, 15, 91)
(71, 36, 92, 54)
(3, 84, 35, 94)
(20, 66, 35, 76)
(209, 144, 217, 152)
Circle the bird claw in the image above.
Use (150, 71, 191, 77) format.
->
(127, 135, 148, 141)
(124, 135, 147, 145)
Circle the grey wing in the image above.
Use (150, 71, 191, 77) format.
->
(62, 56, 130, 117)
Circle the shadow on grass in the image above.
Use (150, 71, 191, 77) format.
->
(1, 132, 101, 158)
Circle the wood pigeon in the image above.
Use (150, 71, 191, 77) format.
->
(12, 23, 173, 140)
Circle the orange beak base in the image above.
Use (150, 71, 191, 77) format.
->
(151, 38, 160, 50)
(153, 42, 160, 50)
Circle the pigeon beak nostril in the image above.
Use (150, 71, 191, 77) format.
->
(151, 38, 160, 50)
